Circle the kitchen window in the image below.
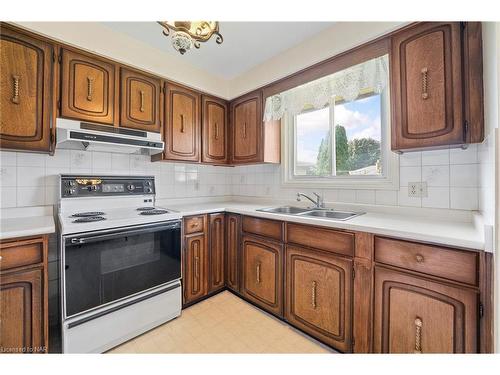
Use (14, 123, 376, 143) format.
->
(265, 54, 399, 189)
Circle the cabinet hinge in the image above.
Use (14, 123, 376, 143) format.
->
(57, 99, 61, 110)
(464, 120, 469, 134)
(352, 268, 355, 279)
(52, 50, 56, 63)
(479, 302, 484, 318)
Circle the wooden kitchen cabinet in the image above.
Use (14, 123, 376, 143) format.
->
(373, 266, 478, 353)
(391, 22, 483, 151)
(208, 213, 225, 292)
(0, 24, 55, 153)
(202, 95, 228, 164)
(183, 232, 208, 305)
(162, 83, 200, 162)
(0, 235, 48, 354)
(225, 214, 241, 292)
(230, 91, 261, 163)
(60, 48, 117, 125)
(285, 245, 353, 352)
(241, 234, 283, 317)
(119, 67, 162, 132)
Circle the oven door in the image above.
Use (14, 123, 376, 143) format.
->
(62, 220, 181, 319)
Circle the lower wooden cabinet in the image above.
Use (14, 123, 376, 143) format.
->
(373, 266, 478, 353)
(285, 245, 353, 352)
(208, 213, 225, 292)
(183, 232, 208, 305)
(0, 235, 48, 354)
(241, 234, 283, 317)
(225, 214, 240, 292)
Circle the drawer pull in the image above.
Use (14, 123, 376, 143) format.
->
(256, 262, 261, 284)
(414, 317, 423, 354)
(214, 122, 219, 140)
(87, 76, 94, 101)
(311, 281, 317, 309)
(194, 256, 199, 278)
(242, 122, 247, 139)
(421, 68, 429, 100)
(415, 254, 424, 263)
(190, 222, 199, 228)
(139, 90, 145, 112)
(180, 114, 185, 133)
(11, 75, 20, 104)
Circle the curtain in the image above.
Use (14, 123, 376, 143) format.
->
(263, 54, 389, 121)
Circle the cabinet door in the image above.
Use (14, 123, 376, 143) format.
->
(164, 83, 200, 161)
(285, 245, 353, 352)
(208, 213, 225, 292)
(241, 234, 283, 316)
(60, 48, 116, 125)
(0, 268, 45, 353)
(373, 266, 478, 353)
(230, 91, 262, 163)
(183, 233, 208, 305)
(120, 68, 161, 132)
(202, 96, 228, 164)
(391, 22, 464, 150)
(0, 27, 54, 152)
(225, 214, 240, 292)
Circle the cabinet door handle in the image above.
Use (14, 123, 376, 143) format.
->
(87, 76, 94, 101)
(11, 75, 20, 104)
(242, 122, 247, 139)
(421, 68, 429, 100)
(414, 317, 423, 354)
(180, 114, 185, 133)
(139, 90, 145, 112)
(194, 255, 200, 278)
(415, 254, 424, 263)
(311, 281, 317, 309)
(214, 122, 219, 140)
(256, 262, 261, 284)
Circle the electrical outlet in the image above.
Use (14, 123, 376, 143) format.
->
(408, 182, 428, 198)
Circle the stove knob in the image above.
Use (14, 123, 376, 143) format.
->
(65, 188, 76, 196)
(145, 187, 153, 193)
(66, 180, 76, 187)
(127, 184, 135, 191)
(145, 181, 152, 187)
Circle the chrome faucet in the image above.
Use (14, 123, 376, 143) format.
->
(296, 192, 325, 209)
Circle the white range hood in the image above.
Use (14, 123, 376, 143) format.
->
(56, 118, 164, 155)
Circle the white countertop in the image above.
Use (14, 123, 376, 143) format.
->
(166, 201, 485, 251)
(0, 215, 56, 241)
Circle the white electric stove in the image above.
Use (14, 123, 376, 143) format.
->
(57, 175, 182, 353)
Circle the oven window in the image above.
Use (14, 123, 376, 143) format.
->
(64, 225, 181, 317)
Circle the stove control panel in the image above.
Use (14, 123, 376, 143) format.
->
(61, 175, 155, 198)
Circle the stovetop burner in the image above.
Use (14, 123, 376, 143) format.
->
(139, 209, 169, 216)
(71, 211, 105, 218)
(136, 207, 156, 211)
(72, 216, 106, 223)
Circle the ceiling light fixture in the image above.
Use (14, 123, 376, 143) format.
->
(158, 21, 223, 55)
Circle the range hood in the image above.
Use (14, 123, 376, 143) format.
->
(56, 119, 164, 155)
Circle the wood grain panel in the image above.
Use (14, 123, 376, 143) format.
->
(242, 216, 283, 241)
(183, 233, 208, 304)
(208, 213, 225, 292)
(225, 214, 241, 291)
(202, 95, 228, 164)
(0, 237, 44, 271)
(184, 215, 205, 234)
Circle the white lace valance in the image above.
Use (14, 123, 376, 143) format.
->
(264, 54, 389, 121)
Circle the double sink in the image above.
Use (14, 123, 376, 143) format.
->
(256, 206, 364, 221)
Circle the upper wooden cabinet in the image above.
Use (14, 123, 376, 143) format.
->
(0, 25, 55, 153)
(286, 245, 353, 352)
(162, 83, 200, 162)
(373, 266, 478, 353)
(119, 68, 162, 132)
(391, 22, 483, 151)
(202, 95, 228, 164)
(241, 234, 283, 317)
(230, 91, 262, 163)
(60, 48, 117, 125)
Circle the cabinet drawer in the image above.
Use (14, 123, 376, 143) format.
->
(374, 237, 478, 286)
(184, 215, 206, 234)
(0, 237, 45, 271)
(286, 223, 354, 257)
(242, 216, 283, 241)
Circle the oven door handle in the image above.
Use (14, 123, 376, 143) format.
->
(66, 222, 180, 245)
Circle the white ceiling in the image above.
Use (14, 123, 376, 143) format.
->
(101, 22, 335, 79)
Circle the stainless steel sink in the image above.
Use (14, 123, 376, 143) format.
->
(256, 206, 312, 214)
(256, 206, 364, 221)
(296, 210, 363, 221)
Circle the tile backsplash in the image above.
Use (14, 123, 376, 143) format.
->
(0, 145, 481, 211)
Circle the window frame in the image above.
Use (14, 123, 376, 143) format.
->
(282, 83, 399, 190)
